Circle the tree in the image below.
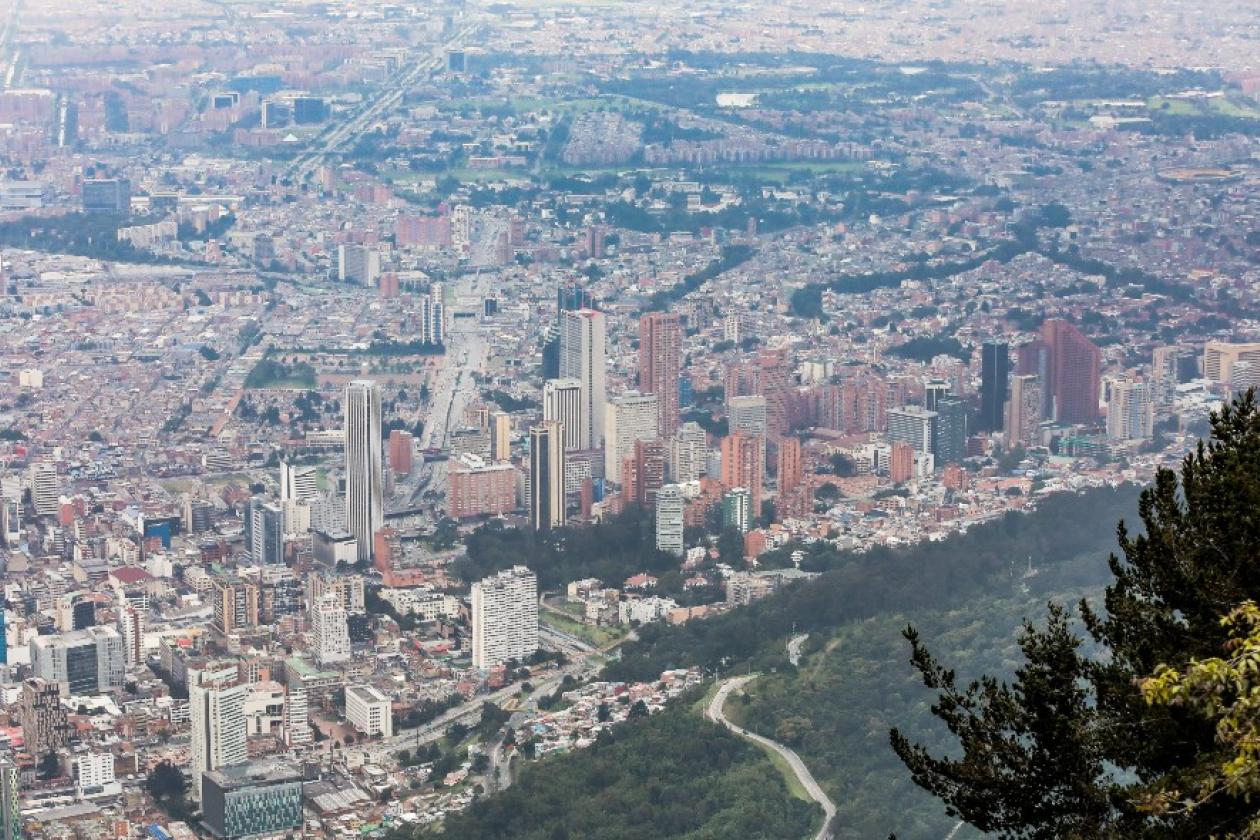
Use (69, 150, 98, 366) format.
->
(891, 391, 1260, 838)
(146, 761, 193, 821)
(37, 751, 60, 780)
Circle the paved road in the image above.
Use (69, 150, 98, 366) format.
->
(706, 675, 837, 840)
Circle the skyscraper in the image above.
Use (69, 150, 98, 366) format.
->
(638, 312, 682, 437)
(1042, 319, 1101, 425)
(543, 378, 586, 451)
(1107, 379, 1154, 441)
(471, 566, 538, 670)
(934, 396, 968, 465)
(344, 381, 383, 564)
(558, 309, 606, 451)
(311, 594, 351, 665)
(279, 462, 318, 504)
(979, 341, 1009, 432)
(887, 406, 939, 457)
(0, 756, 20, 840)
(189, 665, 248, 801)
(1006, 374, 1043, 448)
(246, 498, 284, 565)
(529, 423, 566, 531)
(722, 488, 752, 534)
(491, 411, 512, 462)
(721, 432, 765, 513)
(604, 392, 658, 483)
(655, 484, 685, 556)
(20, 678, 69, 757)
(669, 421, 708, 483)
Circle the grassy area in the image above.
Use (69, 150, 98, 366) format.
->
(539, 609, 627, 649)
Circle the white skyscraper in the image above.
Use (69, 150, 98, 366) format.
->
(543, 378, 586, 451)
(29, 462, 59, 518)
(558, 309, 606, 451)
(669, 421, 708, 483)
(189, 665, 248, 801)
(604, 392, 658, 483)
(422, 291, 445, 346)
(471, 566, 538, 670)
(1107, 379, 1154, 441)
(344, 381, 383, 564)
(311, 595, 351, 665)
(655, 484, 685, 556)
(728, 395, 768, 438)
(279, 462, 319, 503)
(285, 686, 312, 746)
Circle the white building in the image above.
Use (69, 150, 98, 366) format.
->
(344, 381, 383, 564)
(285, 686, 312, 746)
(655, 484, 685, 556)
(669, 422, 708, 483)
(604, 392, 658, 483)
(338, 243, 381, 286)
(279, 462, 319, 503)
(29, 462, 59, 518)
(311, 595, 351, 665)
(728, 395, 768, 438)
(29, 626, 125, 695)
(1107, 379, 1154, 441)
(618, 596, 678, 625)
(73, 753, 120, 799)
(189, 665, 248, 801)
(471, 566, 538, 670)
(558, 309, 606, 450)
(346, 684, 394, 738)
(543, 378, 586, 451)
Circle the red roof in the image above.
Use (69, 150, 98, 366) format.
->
(109, 567, 153, 584)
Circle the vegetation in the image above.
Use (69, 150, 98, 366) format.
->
(891, 391, 1260, 838)
(456, 506, 683, 592)
(605, 485, 1139, 683)
(244, 357, 317, 389)
(146, 761, 194, 821)
(646, 244, 755, 311)
(414, 703, 818, 839)
(0, 213, 179, 264)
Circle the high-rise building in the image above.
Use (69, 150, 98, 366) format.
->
(1151, 345, 1184, 410)
(189, 664, 248, 801)
(728, 395, 768, 438)
(1006, 374, 1043, 448)
(345, 684, 393, 738)
(490, 411, 512, 462)
(388, 429, 414, 476)
(1042, 319, 1101, 424)
(0, 756, 20, 840)
(887, 406, 939, 456)
(421, 291, 445, 346)
(720, 432, 764, 513)
(722, 488, 752, 534)
(669, 422, 708, 483)
(0, 604, 7, 666)
(529, 423, 565, 531)
(1107, 379, 1154, 441)
(20, 678, 69, 756)
(655, 484, 685, 556)
(337, 244, 381, 286)
(201, 760, 303, 839)
(285, 686, 311, 747)
(543, 378, 586, 451)
(311, 595, 351, 665)
(448, 455, 518, 519)
(777, 436, 803, 498)
(245, 498, 284, 566)
(279, 462, 319, 504)
(638, 312, 683, 437)
(29, 626, 125, 695)
(604, 392, 658, 483)
(1202, 341, 1260, 385)
(212, 577, 260, 636)
(979, 342, 1009, 432)
(631, 439, 667, 508)
(934, 396, 968, 465)
(344, 381, 383, 564)
(29, 462, 60, 518)
(471, 566, 538, 670)
(558, 309, 606, 451)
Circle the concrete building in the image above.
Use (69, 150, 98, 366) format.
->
(604, 392, 658, 484)
(346, 684, 394, 738)
(669, 421, 708, 483)
(471, 566, 538, 670)
(655, 484, 685, 556)
(448, 454, 518, 519)
(311, 595, 351, 665)
(344, 380, 383, 564)
(201, 760, 303, 840)
(544, 378, 586, 451)
(558, 309, 606, 450)
(189, 665, 248, 801)
(337, 243, 381, 286)
(29, 626, 125, 695)
(529, 423, 566, 531)
(1107, 379, 1154, 441)
(20, 678, 69, 756)
(1006, 374, 1043, 448)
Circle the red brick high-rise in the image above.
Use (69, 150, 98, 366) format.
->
(633, 438, 667, 509)
(720, 432, 764, 512)
(1042, 319, 1101, 425)
(388, 429, 414, 476)
(638, 312, 682, 437)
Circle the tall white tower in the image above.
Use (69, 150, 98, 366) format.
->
(543, 378, 585, 451)
(344, 380, 383, 564)
(558, 309, 606, 451)
(188, 665, 247, 801)
(471, 566, 538, 670)
(311, 595, 351, 665)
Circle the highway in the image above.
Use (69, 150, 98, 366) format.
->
(285, 23, 479, 184)
(706, 675, 837, 840)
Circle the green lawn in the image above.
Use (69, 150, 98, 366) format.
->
(539, 609, 627, 649)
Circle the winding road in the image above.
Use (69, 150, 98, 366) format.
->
(706, 675, 837, 840)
